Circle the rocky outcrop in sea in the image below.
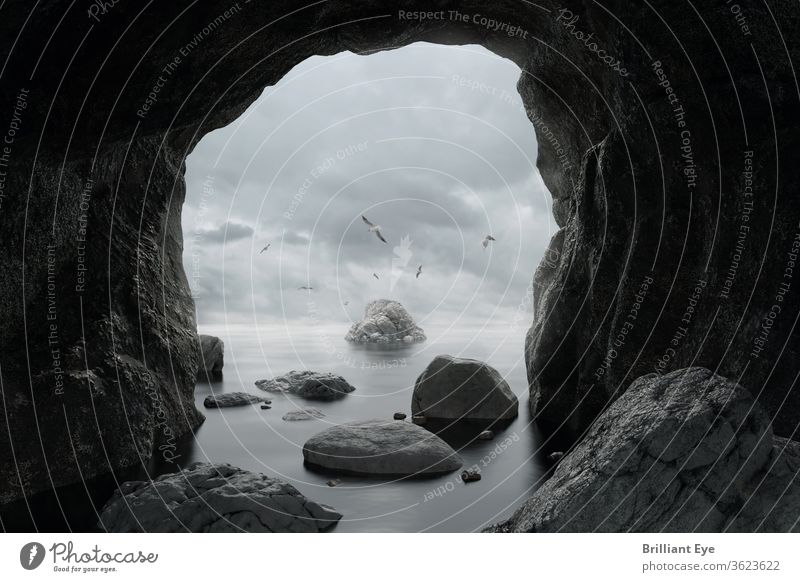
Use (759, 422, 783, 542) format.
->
(345, 299, 426, 344)
(487, 368, 800, 532)
(98, 462, 342, 532)
(203, 392, 267, 408)
(255, 371, 356, 401)
(197, 335, 224, 381)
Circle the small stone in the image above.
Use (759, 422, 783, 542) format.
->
(260, 404, 271, 410)
(283, 408, 325, 421)
(478, 430, 494, 440)
(461, 469, 481, 483)
(393, 412, 407, 420)
(411, 415, 427, 426)
(548, 451, 564, 462)
(326, 479, 341, 487)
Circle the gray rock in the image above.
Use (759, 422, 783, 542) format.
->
(478, 430, 494, 441)
(412, 355, 518, 422)
(303, 419, 462, 477)
(283, 408, 325, 421)
(203, 392, 266, 408)
(345, 300, 425, 344)
(255, 371, 355, 401)
(487, 368, 800, 532)
(547, 451, 564, 462)
(461, 469, 481, 483)
(393, 412, 407, 420)
(197, 335, 224, 379)
(98, 462, 342, 532)
(411, 415, 427, 426)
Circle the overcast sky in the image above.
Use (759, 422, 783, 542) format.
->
(182, 42, 556, 328)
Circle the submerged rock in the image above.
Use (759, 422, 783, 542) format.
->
(412, 355, 518, 422)
(197, 334, 224, 380)
(98, 462, 342, 532)
(203, 392, 266, 408)
(255, 371, 356, 401)
(283, 408, 325, 421)
(487, 368, 800, 532)
(303, 419, 462, 477)
(345, 299, 426, 344)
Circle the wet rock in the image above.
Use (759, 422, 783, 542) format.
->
(461, 469, 481, 483)
(393, 412, 407, 420)
(303, 419, 462, 477)
(326, 479, 341, 487)
(345, 300, 425, 344)
(478, 430, 494, 441)
(487, 368, 800, 532)
(547, 451, 564, 462)
(98, 462, 341, 532)
(260, 404, 271, 410)
(203, 392, 266, 408)
(283, 408, 325, 421)
(412, 355, 518, 422)
(255, 371, 355, 401)
(197, 335, 224, 380)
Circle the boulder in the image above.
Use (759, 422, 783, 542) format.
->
(303, 419, 462, 477)
(283, 408, 325, 421)
(98, 462, 341, 532)
(412, 355, 518, 422)
(393, 412, 407, 420)
(197, 335, 224, 380)
(345, 299, 426, 344)
(255, 371, 356, 401)
(487, 368, 800, 532)
(203, 392, 266, 408)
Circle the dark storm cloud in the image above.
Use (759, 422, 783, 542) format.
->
(182, 43, 557, 325)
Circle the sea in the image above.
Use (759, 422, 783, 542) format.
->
(186, 320, 547, 532)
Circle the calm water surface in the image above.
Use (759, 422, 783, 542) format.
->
(189, 321, 546, 532)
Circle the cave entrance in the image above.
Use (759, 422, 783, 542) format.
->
(181, 42, 556, 532)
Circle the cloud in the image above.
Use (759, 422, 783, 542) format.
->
(195, 221, 254, 244)
(182, 43, 556, 326)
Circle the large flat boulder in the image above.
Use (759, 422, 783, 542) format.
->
(487, 368, 800, 532)
(345, 299, 425, 344)
(412, 355, 518, 422)
(303, 419, 462, 477)
(255, 371, 355, 401)
(197, 334, 224, 380)
(98, 462, 342, 532)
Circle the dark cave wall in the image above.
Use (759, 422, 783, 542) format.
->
(0, 0, 798, 505)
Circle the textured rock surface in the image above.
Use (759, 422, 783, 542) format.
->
(412, 355, 518, 422)
(488, 369, 800, 532)
(1, 1, 799, 512)
(303, 420, 462, 477)
(283, 408, 325, 421)
(203, 392, 266, 408)
(197, 335, 224, 380)
(255, 371, 355, 401)
(345, 300, 426, 344)
(98, 462, 341, 532)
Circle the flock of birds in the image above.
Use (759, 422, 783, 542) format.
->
(259, 214, 496, 292)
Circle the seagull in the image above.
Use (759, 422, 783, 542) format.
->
(259, 244, 271, 254)
(373, 273, 380, 280)
(482, 235, 496, 249)
(416, 265, 422, 279)
(298, 286, 314, 291)
(362, 215, 387, 244)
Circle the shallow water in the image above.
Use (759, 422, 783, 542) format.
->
(188, 321, 546, 532)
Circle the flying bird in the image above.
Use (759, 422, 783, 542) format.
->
(416, 265, 422, 279)
(298, 286, 314, 291)
(362, 215, 387, 243)
(373, 273, 380, 280)
(482, 235, 496, 249)
(259, 243, 271, 254)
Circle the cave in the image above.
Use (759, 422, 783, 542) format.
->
(1, 1, 799, 532)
